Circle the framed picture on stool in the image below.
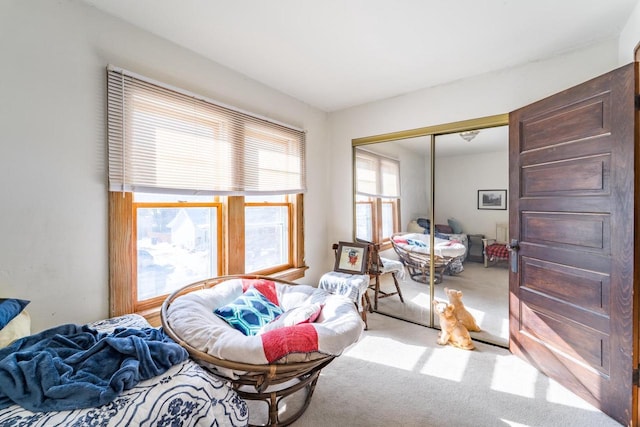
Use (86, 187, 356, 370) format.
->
(334, 241, 369, 274)
(320, 241, 371, 329)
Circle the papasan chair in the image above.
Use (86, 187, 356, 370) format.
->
(161, 275, 364, 427)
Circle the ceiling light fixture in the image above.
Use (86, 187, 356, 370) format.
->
(459, 130, 480, 142)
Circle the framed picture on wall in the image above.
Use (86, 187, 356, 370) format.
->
(478, 189, 507, 210)
(334, 241, 369, 274)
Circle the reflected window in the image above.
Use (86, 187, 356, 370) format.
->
(355, 148, 400, 244)
(355, 195, 374, 241)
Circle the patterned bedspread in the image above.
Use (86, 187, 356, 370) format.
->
(0, 315, 248, 427)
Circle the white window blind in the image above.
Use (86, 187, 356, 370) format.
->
(355, 148, 400, 198)
(107, 66, 306, 195)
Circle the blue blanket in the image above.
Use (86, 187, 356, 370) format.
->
(0, 324, 188, 412)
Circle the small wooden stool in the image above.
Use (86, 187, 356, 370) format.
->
(319, 271, 370, 329)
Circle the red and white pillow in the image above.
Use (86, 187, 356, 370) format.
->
(258, 302, 323, 334)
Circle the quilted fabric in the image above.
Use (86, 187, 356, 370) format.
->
(214, 288, 283, 336)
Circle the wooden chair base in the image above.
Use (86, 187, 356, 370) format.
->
(390, 233, 452, 284)
(234, 362, 329, 427)
(406, 264, 447, 284)
(369, 272, 404, 311)
(361, 293, 370, 329)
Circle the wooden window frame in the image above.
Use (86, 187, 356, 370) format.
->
(355, 196, 400, 248)
(354, 148, 401, 247)
(245, 199, 293, 276)
(355, 198, 375, 241)
(380, 198, 400, 246)
(109, 192, 306, 326)
(132, 199, 223, 313)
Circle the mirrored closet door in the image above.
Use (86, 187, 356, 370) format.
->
(352, 115, 510, 347)
(354, 135, 433, 326)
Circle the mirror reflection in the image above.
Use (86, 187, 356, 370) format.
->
(354, 125, 509, 347)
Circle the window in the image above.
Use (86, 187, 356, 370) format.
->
(245, 195, 291, 274)
(107, 66, 307, 322)
(134, 193, 221, 304)
(354, 148, 400, 244)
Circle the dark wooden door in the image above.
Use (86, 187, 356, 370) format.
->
(509, 62, 637, 425)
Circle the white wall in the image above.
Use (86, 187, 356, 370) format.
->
(0, 1, 330, 332)
(360, 140, 508, 238)
(434, 151, 509, 239)
(619, 0, 640, 63)
(327, 39, 620, 246)
(400, 151, 430, 228)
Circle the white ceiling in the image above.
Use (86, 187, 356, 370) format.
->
(83, 0, 637, 112)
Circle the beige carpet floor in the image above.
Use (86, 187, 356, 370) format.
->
(292, 313, 620, 427)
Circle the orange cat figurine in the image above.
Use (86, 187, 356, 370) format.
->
(432, 300, 475, 350)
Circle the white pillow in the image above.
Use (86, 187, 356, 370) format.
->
(258, 303, 323, 334)
(0, 310, 31, 348)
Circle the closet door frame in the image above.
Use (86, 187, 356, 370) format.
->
(352, 113, 509, 328)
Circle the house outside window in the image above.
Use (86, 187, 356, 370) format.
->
(134, 193, 221, 302)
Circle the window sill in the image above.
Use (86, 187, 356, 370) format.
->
(136, 266, 309, 327)
(270, 266, 309, 282)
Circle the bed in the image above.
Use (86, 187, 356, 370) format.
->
(0, 313, 248, 427)
(391, 232, 467, 283)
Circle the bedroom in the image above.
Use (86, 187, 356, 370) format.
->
(2, 0, 640, 425)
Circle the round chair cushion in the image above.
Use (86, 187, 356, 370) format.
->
(392, 233, 466, 258)
(165, 278, 364, 365)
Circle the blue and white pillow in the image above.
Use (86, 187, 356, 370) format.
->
(0, 298, 31, 347)
(214, 288, 283, 336)
(0, 298, 30, 330)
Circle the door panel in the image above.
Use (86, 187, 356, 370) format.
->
(520, 93, 610, 150)
(521, 213, 609, 251)
(518, 301, 610, 372)
(521, 258, 609, 314)
(509, 63, 637, 425)
(522, 154, 610, 196)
